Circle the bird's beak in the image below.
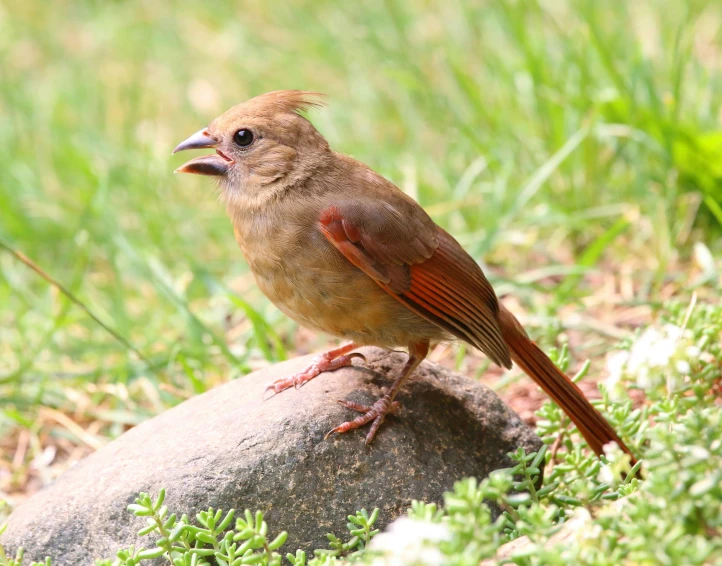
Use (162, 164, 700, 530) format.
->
(173, 128, 232, 176)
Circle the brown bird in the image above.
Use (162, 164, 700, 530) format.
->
(173, 90, 636, 464)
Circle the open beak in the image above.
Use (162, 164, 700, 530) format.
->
(173, 128, 233, 176)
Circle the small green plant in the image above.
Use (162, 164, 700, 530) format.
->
(390, 299, 722, 565)
(0, 492, 380, 566)
(0, 536, 51, 566)
(115, 489, 289, 566)
(312, 508, 379, 561)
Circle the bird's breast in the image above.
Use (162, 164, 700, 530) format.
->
(232, 213, 444, 347)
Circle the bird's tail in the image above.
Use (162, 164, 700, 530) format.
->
(497, 306, 637, 465)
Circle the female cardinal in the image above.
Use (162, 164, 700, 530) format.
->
(174, 90, 636, 463)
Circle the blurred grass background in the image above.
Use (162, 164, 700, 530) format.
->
(1, 0, 721, 501)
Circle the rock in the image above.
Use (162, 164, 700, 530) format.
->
(2, 347, 541, 564)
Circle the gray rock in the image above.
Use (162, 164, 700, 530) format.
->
(2, 347, 541, 564)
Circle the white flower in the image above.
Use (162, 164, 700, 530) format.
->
(368, 517, 450, 566)
(675, 360, 691, 374)
(605, 350, 631, 398)
(606, 324, 693, 393)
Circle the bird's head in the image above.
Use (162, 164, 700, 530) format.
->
(173, 90, 330, 201)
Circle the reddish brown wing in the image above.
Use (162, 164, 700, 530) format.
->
(319, 205, 511, 368)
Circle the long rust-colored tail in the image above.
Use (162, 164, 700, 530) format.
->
(497, 306, 637, 465)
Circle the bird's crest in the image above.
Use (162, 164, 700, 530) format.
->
(240, 90, 326, 116)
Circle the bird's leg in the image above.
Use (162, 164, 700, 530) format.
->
(326, 340, 430, 445)
(265, 342, 363, 395)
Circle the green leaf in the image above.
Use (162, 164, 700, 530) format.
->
(268, 531, 288, 550)
(137, 547, 166, 560)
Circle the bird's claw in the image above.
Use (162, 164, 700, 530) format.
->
(346, 352, 366, 364)
(324, 395, 401, 445)
(263, 349, 365, 397)
(264, 369, 315, 395)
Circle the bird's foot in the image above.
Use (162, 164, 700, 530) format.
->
(265, 351, 366, 395)
(325, 395, 401, 445)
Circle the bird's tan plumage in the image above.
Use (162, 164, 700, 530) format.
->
(174, 90, 637, 464)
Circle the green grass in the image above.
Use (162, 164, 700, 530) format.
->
(1, 0, 721, 485)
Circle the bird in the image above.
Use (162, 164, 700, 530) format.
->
(173, 90, 637, 464)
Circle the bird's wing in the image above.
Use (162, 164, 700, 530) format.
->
(318, 202, 511, 368)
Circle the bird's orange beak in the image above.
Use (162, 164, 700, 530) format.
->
(173, 129, 232, 176)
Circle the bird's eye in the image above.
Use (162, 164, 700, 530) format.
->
(233, 129, 254, 147)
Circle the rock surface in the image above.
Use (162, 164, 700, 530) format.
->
(2, 347, 541, 564)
